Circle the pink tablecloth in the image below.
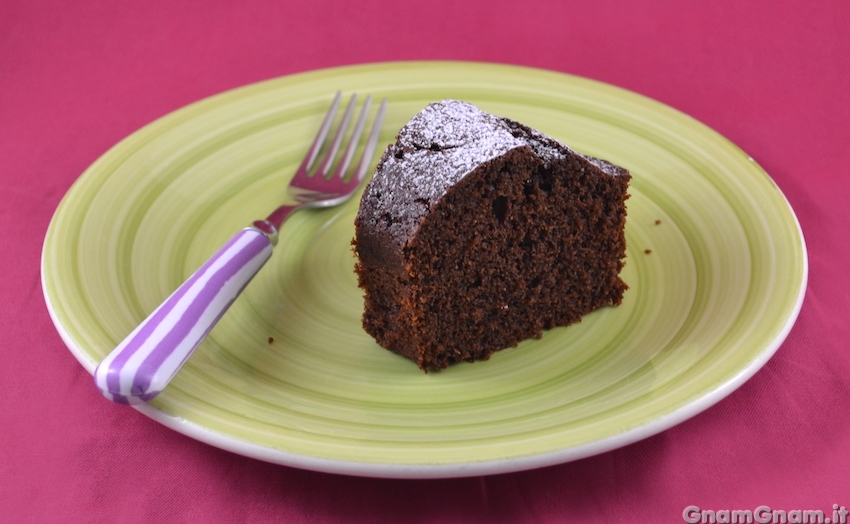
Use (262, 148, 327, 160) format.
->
(3, 1, 849, 521)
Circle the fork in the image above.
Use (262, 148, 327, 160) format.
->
(93, 92, 388, 405)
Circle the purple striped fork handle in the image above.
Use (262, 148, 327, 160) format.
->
(93, 227, 274, 405)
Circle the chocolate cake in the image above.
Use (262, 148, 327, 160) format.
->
(353, 100, 630, 370)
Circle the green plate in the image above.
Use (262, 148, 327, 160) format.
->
(42, 61, 807, 478)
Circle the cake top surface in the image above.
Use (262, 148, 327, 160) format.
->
(356, 100, 625, 247)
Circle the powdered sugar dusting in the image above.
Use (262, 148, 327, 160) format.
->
(356, 100, 627, 248)
(358, 100, 527, 245)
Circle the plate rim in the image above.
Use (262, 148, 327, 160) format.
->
(41, 60, 809, 478)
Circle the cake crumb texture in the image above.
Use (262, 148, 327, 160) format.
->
(353, 100, 630, 370)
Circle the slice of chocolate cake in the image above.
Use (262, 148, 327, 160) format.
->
(353, 100, 630, 370)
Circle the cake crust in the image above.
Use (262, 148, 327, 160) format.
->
(353, 100, 630, 370)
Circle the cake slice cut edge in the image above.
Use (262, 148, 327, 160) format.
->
(353, 100, 630, 371)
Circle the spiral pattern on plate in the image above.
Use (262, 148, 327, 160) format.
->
(42, 62, 806, 477)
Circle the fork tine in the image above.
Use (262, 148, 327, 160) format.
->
(316, 93, 357, 178)
(295, 91, 342, 176)
(352, 97, 388, 184)
(333, 95, 372, 181)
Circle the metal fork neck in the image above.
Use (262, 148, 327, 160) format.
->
(252, 203, 299, 245)
(250, 219, 279, 246)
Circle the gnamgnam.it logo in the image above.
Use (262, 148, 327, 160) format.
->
(683, 504, 849, 524)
